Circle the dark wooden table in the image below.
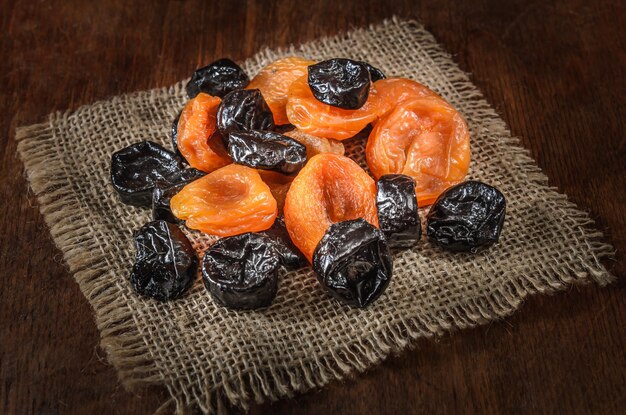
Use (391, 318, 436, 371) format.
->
(1, 0, 624, 413)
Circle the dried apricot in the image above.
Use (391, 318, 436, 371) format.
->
(366, 96, 470, 206)
(284, 153, 378, 262)
(247, 57, 316, 125)
(176, 93, 231, 173)
(170, 164, 277, 236)
(258, 170, 293, 211)
(374, 78, 438, 117)
(286, 75, 381, 140)
(284, 129, 345, 158)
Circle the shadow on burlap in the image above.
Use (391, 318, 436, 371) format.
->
(16, 18, 615, 415)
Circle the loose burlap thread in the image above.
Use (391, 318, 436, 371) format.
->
(16, 18, 615, 414)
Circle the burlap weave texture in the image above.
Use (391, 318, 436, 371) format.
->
(16, 18, 614, 414)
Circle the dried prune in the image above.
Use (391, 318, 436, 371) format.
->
(261, 214, 306, 268)
(216, 89, 275, 142)
(228, 130, 306, 175)
(308, 58, 371, 110)
(376, 174, 421, 247)
(131, 220, 197, 301)
(171, 110, 182, 157)
(152, 168, 206, 223)
(363, 62, 386, 82)
(247, 57, 316, 125)
(202, 233, 280, 310)
(186, 58, 249, 98)
(366, 96, 470, 206)
(286, 75, 381, 140)
(176, 93, 231, 173)
(284, 153, 378, 262)
(284, 129, 345, 159)
(170, 164, 277, 236)
(313, 219, 392, 308)
(426, 181, 506, 252)
(111, 141, 185, 207)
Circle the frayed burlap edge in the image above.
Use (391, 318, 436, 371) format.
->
(16, 17, 615, 415)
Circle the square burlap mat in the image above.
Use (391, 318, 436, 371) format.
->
(16, 18, 614, 414)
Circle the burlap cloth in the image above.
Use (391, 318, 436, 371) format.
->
(16, 18, 615, 414)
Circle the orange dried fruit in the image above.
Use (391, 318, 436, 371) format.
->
(247, 57, 316, 125)
(284, 129, 345, 158)
(374, 78, 439, 117)
(170, 164, 277, 236)
(177, 93, 231, 173)
(286, 75, 381, 140)
(258, 170, 293, 212)
(366, 96, 470, 206)
(284, 153, 378, 262)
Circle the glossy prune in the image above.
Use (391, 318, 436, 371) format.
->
(202, 233, 280, 310)
(216, 89, 275, 142)
(363, 62, 386, 82)
(426, 181, 506, 252)
(152, 168, 206, 223)
(313, 219, 392, 308)
(308, 58, 371, 110)
(171, 111, 182, 157)
(131, 220, 197, 301)
(261, 215, 306, 268)
(186, 58, 249, 98)
(376, 174, 421, 247)
(228, 130, 306, 175)
(111, 141, 185, 207)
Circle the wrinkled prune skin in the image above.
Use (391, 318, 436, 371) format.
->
(228, 130, 307, 175)
(376, 174, 421, 247)
(202, 233, 280, 310)
(111, 141, 185, 207)
(131, 220, 198, 301)
(260, 215, 306, 268)
(216, 89, 275, 142)
(307, 59, 371, 110)
(426, 181, 506, 252)
(186, 58, 249, 98)
(152, 168, 206, 223)
(171, 110, 183, 157)
(362, 62, 386, 82)
(313, 219, 392, 308)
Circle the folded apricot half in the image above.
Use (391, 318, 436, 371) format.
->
(170, 164, 277, 236)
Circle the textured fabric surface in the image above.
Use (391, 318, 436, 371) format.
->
(16, 18, 614, 414)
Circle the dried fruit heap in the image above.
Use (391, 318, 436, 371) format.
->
(110, 55, 507, 310)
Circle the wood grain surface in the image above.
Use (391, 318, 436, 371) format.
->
(1, 0, 624, 414)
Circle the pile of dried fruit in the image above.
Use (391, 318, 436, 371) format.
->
(110, 57, 506, 310)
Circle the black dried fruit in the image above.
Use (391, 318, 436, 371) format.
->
(131, 220, 198, 301)
(111, 141, 185, 207)
(313, 219, 392, 308)
(152, 168, 206, 223)
(202, 233, 280, 310)
(260, 215, 306, 268)
(426, 181, 506, 252)
(216, 89, 275, 142)
(362, 62, 386, 82)
(376, 174, 421, 247)
(307, 58, 371, 110)
(217, 88, 273, 134)
(171, 110, 182, 157)
(186, 58, 249, 99)
(228, 130, 307, 175)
